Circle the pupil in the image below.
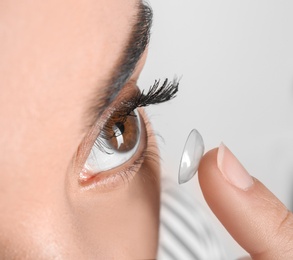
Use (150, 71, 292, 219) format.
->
(113, 122, 125, 136)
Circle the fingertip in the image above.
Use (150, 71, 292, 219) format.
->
(198, 148, 220, 196)
(198, 147, 219, 172)
(197, 145, 293, 259)
(198, 148, 219, 176)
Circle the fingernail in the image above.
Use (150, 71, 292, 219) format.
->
(217, 143, 254, 191)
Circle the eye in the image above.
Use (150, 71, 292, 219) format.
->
(77, 79, 179, 186)
(82, 108, 142, 176)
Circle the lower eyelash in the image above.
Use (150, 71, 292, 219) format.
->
(104, 117, 160, 186)
(115, 136, 160, 185)
(80, 151, 146, 191)
(117, 152, 146, 183)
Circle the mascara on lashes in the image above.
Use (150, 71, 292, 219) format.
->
(95, 78, 179, 152)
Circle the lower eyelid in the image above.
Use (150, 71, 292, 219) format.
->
(80, 154, 146, 192)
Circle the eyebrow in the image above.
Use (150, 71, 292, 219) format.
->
(86, 1, 153, 129)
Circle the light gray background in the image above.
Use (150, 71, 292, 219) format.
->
(139, 1, 293, 259)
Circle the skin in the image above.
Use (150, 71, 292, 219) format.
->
(0, 0, 159, 259)
(1, 0, 292, 259)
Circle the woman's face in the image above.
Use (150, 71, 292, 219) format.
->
(0, 0, 160, 258)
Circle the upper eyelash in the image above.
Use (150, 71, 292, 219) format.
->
(95, 78, 179, 149)
(124, 78, 179, 112)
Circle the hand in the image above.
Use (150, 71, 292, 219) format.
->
(198, 143, 293, 259)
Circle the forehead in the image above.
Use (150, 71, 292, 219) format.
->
(0, 0, 138, 96)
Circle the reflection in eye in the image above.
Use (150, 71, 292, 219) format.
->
(84, 109, 142, 173)
(80, 79, 179, 181)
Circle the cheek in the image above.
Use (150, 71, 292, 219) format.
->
(69, 163, 160, 259)
(67, 118, 161, 258)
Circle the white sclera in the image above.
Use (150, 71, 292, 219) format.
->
(178, 129, 205, 184)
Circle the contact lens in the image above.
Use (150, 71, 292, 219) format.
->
(178, 129, 205, 184)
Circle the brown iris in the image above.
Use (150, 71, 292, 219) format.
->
(103, 110, 140, 153)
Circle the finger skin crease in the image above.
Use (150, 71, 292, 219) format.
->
(251, 210, 293, 259)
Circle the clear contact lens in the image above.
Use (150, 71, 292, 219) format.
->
(178, 129, 205, 184)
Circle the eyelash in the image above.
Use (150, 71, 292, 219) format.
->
(94, 78, 179, 152)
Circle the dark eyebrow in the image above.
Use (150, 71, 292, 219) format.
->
(85, 1, 153, 129)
